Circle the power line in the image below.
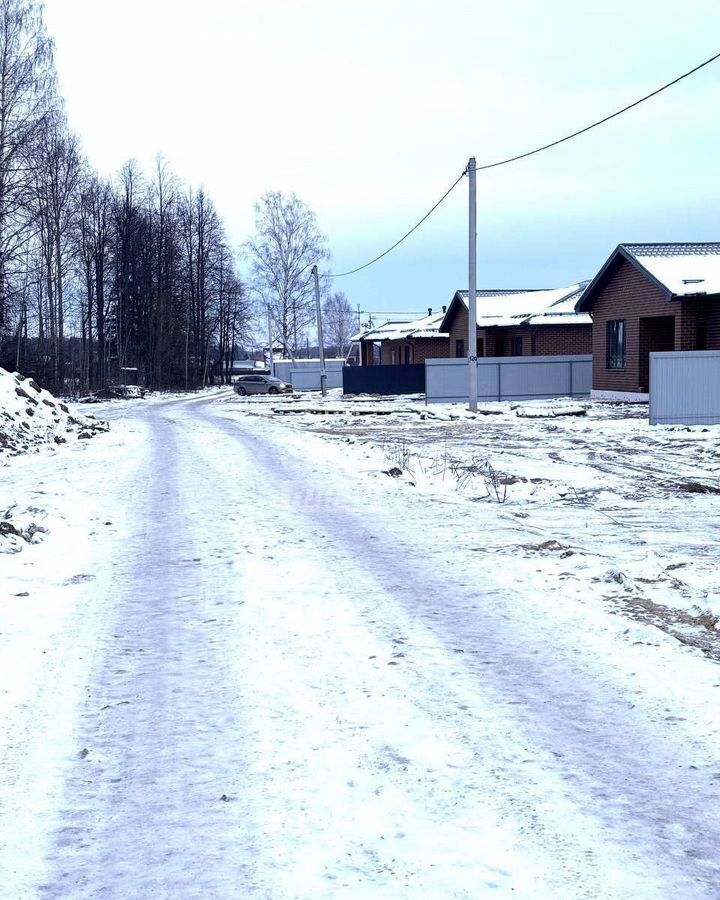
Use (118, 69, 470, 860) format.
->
(331, 170, 467, 277)
(330, 49, 720, 279)
(476, 49, 720, 171)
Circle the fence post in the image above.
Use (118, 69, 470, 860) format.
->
(649, 353, 655, 425)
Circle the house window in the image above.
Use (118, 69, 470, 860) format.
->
(607, 320, 626, 370)
(404, 345, 412, 364)
(697, 325, 708, 351)
(455, 339, 465, 358)
(511, 336, 523, 356)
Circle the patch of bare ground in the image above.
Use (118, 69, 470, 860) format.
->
(606, 592, 720, 661)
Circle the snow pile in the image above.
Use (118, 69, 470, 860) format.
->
(0, 367, 108, 456)
(0, 505, 49, 554)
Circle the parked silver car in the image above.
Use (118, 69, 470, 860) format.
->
(233, 374, 292, 396)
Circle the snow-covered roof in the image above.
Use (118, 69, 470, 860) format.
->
(351, 311, 448, 343)
(577, 243, 720, 311)
(228, 359, 265, 370)
(524, 286, 593, 326)
(354, 283, 592, 343)
(449, 283, 591, 329)
(623, 243, 720, 298)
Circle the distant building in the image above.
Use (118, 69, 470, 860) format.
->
(352, 309, 450, 366)
(226, 358, 269, 377)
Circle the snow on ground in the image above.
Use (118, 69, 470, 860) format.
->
(229, 389, 720, 645)
(0, 367, 107, 457)
(1, 367, 110, 559)
(2, 388, 720, 897)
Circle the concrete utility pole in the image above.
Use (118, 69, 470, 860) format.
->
(312, 265, 327, 397)
(266, 305, 273, 376)
(467, 156, 478, 412)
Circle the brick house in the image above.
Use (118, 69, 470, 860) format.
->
(576, 243, 720, 400)
(439, 283, 592, 359)
(353, 310, 450, 365)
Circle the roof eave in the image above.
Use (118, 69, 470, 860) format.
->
(438, 291, 466, 332)
(577, 245, 675, 311)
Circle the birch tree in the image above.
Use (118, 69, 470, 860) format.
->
(322, 291, 355, 357)
(245, 191, 328, 355)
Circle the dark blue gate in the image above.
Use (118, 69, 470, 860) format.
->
(343, 364, 425, 396)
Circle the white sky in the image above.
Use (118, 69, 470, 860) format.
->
(45, 0, 720, 315)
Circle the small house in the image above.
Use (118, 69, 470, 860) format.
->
(576, 243, 720, 399)
(439, 283, 592, 358)
(352, 310, 450, 365)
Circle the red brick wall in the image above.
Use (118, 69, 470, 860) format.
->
(441, 307, 593, 356)
(442, 302, 591, 358)
(379, 338, 450, 364)
(380, 340, 400, 365)
(590, 259, 681, 394)
(676, 297, 720, 350)
(412, 338, 452, 362)
(360, 340, 375, 365)
(448, 306, 469, 356)
(482, 328, 501, 356)
(447, 307, 492, 357)
(533, 325, 592, 355)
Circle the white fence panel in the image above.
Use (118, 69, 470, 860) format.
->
(650, 351, 720, 425)
(426, 355, 592, 404)
(273, 359, 345, 392)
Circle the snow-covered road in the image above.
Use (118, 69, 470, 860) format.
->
(2, 392, 720, 898)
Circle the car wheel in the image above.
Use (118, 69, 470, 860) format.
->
(268, 386, 279, 395)
(236, 385, 247, 396)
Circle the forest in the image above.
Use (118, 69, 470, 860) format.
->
(0, 0, 249, 392)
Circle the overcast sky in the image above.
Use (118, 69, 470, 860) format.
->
(45, 0, 719, 317)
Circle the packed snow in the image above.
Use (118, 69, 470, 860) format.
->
(2, 387, 720, 898)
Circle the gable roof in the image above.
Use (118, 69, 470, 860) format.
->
(440, 283, 591, 331)
(351, 311, 448, 343)
(577, 243, 720, 311)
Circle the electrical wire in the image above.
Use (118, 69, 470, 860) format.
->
(331, 169, 467, 277)
(330, 49, 720, 278)
(475, 49, 720, 171)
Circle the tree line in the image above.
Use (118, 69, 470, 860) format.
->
(0, 0, 249, 393)
(0, 0, 358, 394)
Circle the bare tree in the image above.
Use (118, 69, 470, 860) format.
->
(245, 191, 328, 356)
(322, 290, 355, 357)
(0, 3, 250, 392)
(31, 116, 81, 389)
(147, 156, 179, 388)
(0, 0, 54, 333)
(77, 170, 112, 388)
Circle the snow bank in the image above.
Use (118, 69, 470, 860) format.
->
(0, 367, 108, 457)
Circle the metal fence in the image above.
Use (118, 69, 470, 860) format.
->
(272, 359, 345, 392)
(342, 364, 425, 396)
(425, 355, 592, 403)
(650, 351, 720, 425)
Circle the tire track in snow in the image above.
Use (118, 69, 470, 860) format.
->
(36, 411, 264, 899)
(201, 398, 720, 898)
